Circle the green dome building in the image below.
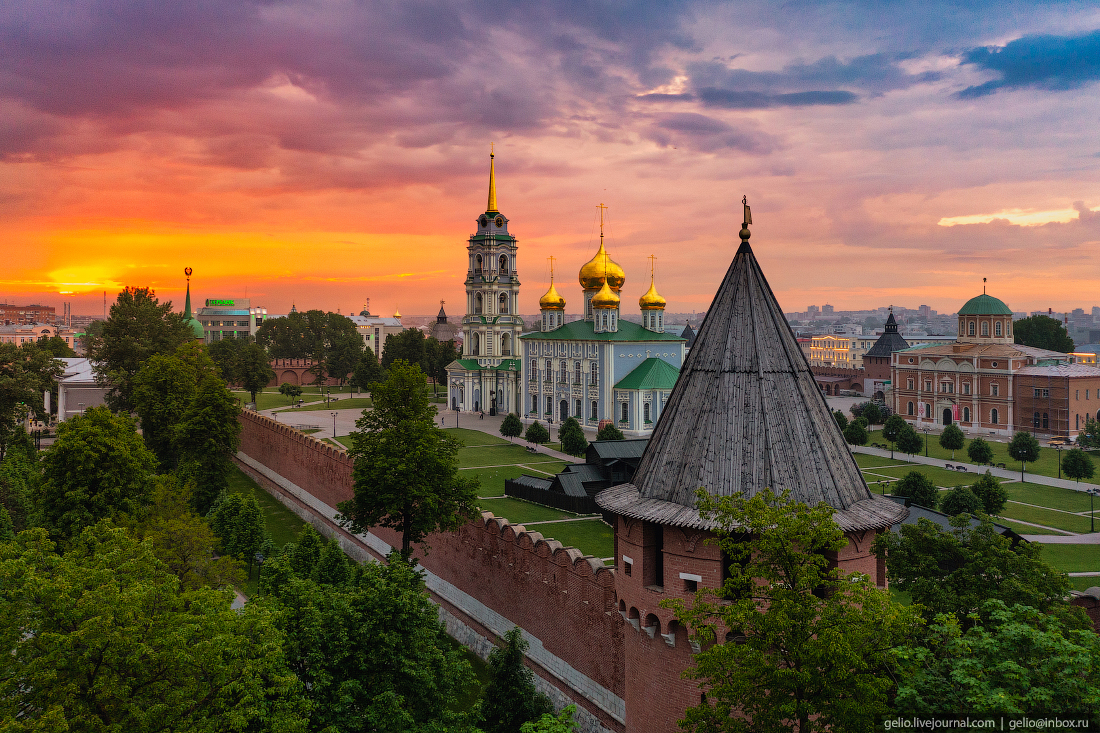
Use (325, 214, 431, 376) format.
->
(182, 267, 205, 340)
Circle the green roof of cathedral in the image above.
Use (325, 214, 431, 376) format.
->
(453, 358, 520, 371)
(520, 319, 684, 342)
(957, 293, 1012, 316)
(614, 358, 680, 390)
(183, 281, 205, 339)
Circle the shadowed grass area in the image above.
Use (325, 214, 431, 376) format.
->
(459, 443, 569, 468)
(1004, 481, 1096, 513)
(477, 497, 577, 524)
(463, 462, 570, 497)
(1069, 576, 1100, 592)
(868, 465, 982, 489)
(853, 453, 914, 469)
(992, 518, 1069, 536)
(1037, 544, 1100, 574)
(279, 397, 374, 412)
(226, 465, 308, 549)
(530, 519, 614, 562)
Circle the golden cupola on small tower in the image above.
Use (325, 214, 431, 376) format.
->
(580, 203, 625, 322)
(591, 257, 620, 334)
(639, 256, 666, 333)
(539, 257, 566, 332)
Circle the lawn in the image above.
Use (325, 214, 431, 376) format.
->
(867, 465, 983, 488)
(227, 465, 309, 549)
(442, 427, 510, 446)
(464, 465, 532, 497)
(863, 428, 1100, 484)
(477, 497, 577, 524)
(996, 503, 1094, 534)
(1069, 577, 1100, 592)
(1004, 481, 1096, 513)
(1036, 544, 1100, 574)
(442, 634, 491, 713)
(530, 519, 614, 561)
(277, 397, 374, 412)
(853, 453, 913, 469)
(459, 443, 573, 468)
(993, 518, 1070, 536)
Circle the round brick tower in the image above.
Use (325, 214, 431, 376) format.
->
(597, 199, 908, 732)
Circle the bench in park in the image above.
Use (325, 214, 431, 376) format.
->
(996, 462, 1006, 469)
(955, 465, 968, 472)
(525, 445, 539, 454)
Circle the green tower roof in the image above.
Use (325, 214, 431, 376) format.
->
(957, 293, 1012, 316)
(183, 279, 205, 339)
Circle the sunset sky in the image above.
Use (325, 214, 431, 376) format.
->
(4, 1, 1100, 318)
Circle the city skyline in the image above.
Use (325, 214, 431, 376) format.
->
(3, 1, 1100, 316)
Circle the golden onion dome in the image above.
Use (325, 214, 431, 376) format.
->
(578, 241, 626, 291)
(638, 278, 666, 310)
(591, 279, 620, 309)
(539, 281, 566, 310)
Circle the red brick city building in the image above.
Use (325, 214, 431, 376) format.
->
(891, 292, 1099, 438)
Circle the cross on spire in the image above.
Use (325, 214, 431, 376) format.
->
(597, 203, 608, 242)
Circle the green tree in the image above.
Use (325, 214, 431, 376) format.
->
(1078, 417, 1100, 449)
(1062, 447, 1095, 484)
(895, 471, 939, 509)
(479, 627, 554, 733)
(122, 475, 245, 591)
(37, 407, 156, 542)
(279, 382, 303, 404)
(882, 414, 907, 459)
(894, 601, 1100, 717)
(339, 361, 478, 561)
(970, 470, 1008, 514)
(1008, 430, 1041, 481)
(261, 551, 476, 732)
(500, 412, 523, 442)
(207, 333, 247, 384)
(426, 337, 460, 389)
(843, 420, 868, 446)
(832, 410, 848, 432)
(520, 706, 578, 733)
(896, 424, 923, 461)
(938, 423, 965, 459)
(256, 312, 310, 359)
(238, 341, 275, 403)
(872, 515, 1077, 627)
(0, 342, 63, 458)
(323, 312, 364, 385)
(524, 421, 550, 445)
(36, 334, 77, 357)
(666, 489, 917, 733)
(966, 436, 994, 466)
(862, 402, 883, 426)
(132, 350, 201, 469)
(558, 416, 587, 456)
(313, 536, 350, 586)
(939, 485, 982, 516)
(0, 435, 37, 536)
(382, 327, 429, 372)
(287, 524, 324, 578)
(87, 286, 193, 412)
(174, 373, 242, 514)
(0, 525, 308, 731)
(595, 422, 624, 441)
(1013, 314, 1074, 352)
(350, 346, 383, 394)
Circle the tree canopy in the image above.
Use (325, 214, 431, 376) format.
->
(87, 286, 194, 412)
(843, 420, 867, 446)
(882, 414, 907, 459)
(174, 373, 242, 514)
(524, 421, 550, 445)
(478, 627, 553, 733)
(339, 361, 478, 560)
(558, 416, 587, 456)
(895, 471, 938, 509)
(966, 436, 994, 466)
(832, 410, 848, 431)
(666, 489, 917, 733)
(595, 422, 624, 441)
(382, 328, 429, 372)
(500, 413, 523, 441)
(939, 485, 982, 517)
(1013, 314, 1074, 353)
(970, 471, 1008, 514)
(1062, 448, 1095, 484)
(350, 346, 383, 393)
(37, 407, 157, 542)
(896, 424, 923, 459)
(0, 341, 63, 458)
(0, 524, 308, 731)
(872, 515, 1078, 627)
(938, 423, 964, 459)
(1007, 431, 1041, 481)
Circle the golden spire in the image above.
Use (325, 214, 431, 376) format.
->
(539, 255, 566, 310)
(394, 306, 402, 319)
(487, 143, 498, 212)
(591, 250, 620, 309)
(639, 255, 666, 310)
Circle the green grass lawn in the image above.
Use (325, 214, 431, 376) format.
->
(1036, 544, 1100, 574)
(442, 634, 491, 713)
(463, 465, 532, 497)
(864, 428, 1100, 484)
(530, 519, 614, 561)
(1004, 481, 1096, 513)
(853, 453, 913, 469)
(442, 427, 510, 446)
(997, 503, 1094, 533)
(992, 518, 1069, 535)
(227, 466, 308, 549)
(477, 497, 577, 524)
(867, 465, 981, 488)
(277, 397, 374, 413)
(459, 443, 571, 468)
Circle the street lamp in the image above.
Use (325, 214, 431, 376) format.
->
(1057, 444, 1064, 480)
(331, 412, 338, 439)
(921, 425, 930, 457)
(1090, 488, 1100, 533)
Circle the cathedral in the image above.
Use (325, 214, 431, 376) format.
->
(447, 153, 685, 434)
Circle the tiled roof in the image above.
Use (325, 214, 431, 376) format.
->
(1016, 363, 1100, 378)
(520, 319, 683, 342)
(613, 357, 680, 390)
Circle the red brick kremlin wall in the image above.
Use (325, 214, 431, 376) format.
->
(236, 411, 627, 732)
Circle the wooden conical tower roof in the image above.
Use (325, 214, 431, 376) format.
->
(597, 204, 906, 532)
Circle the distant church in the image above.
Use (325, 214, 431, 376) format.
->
(446, 153, 685, 434)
